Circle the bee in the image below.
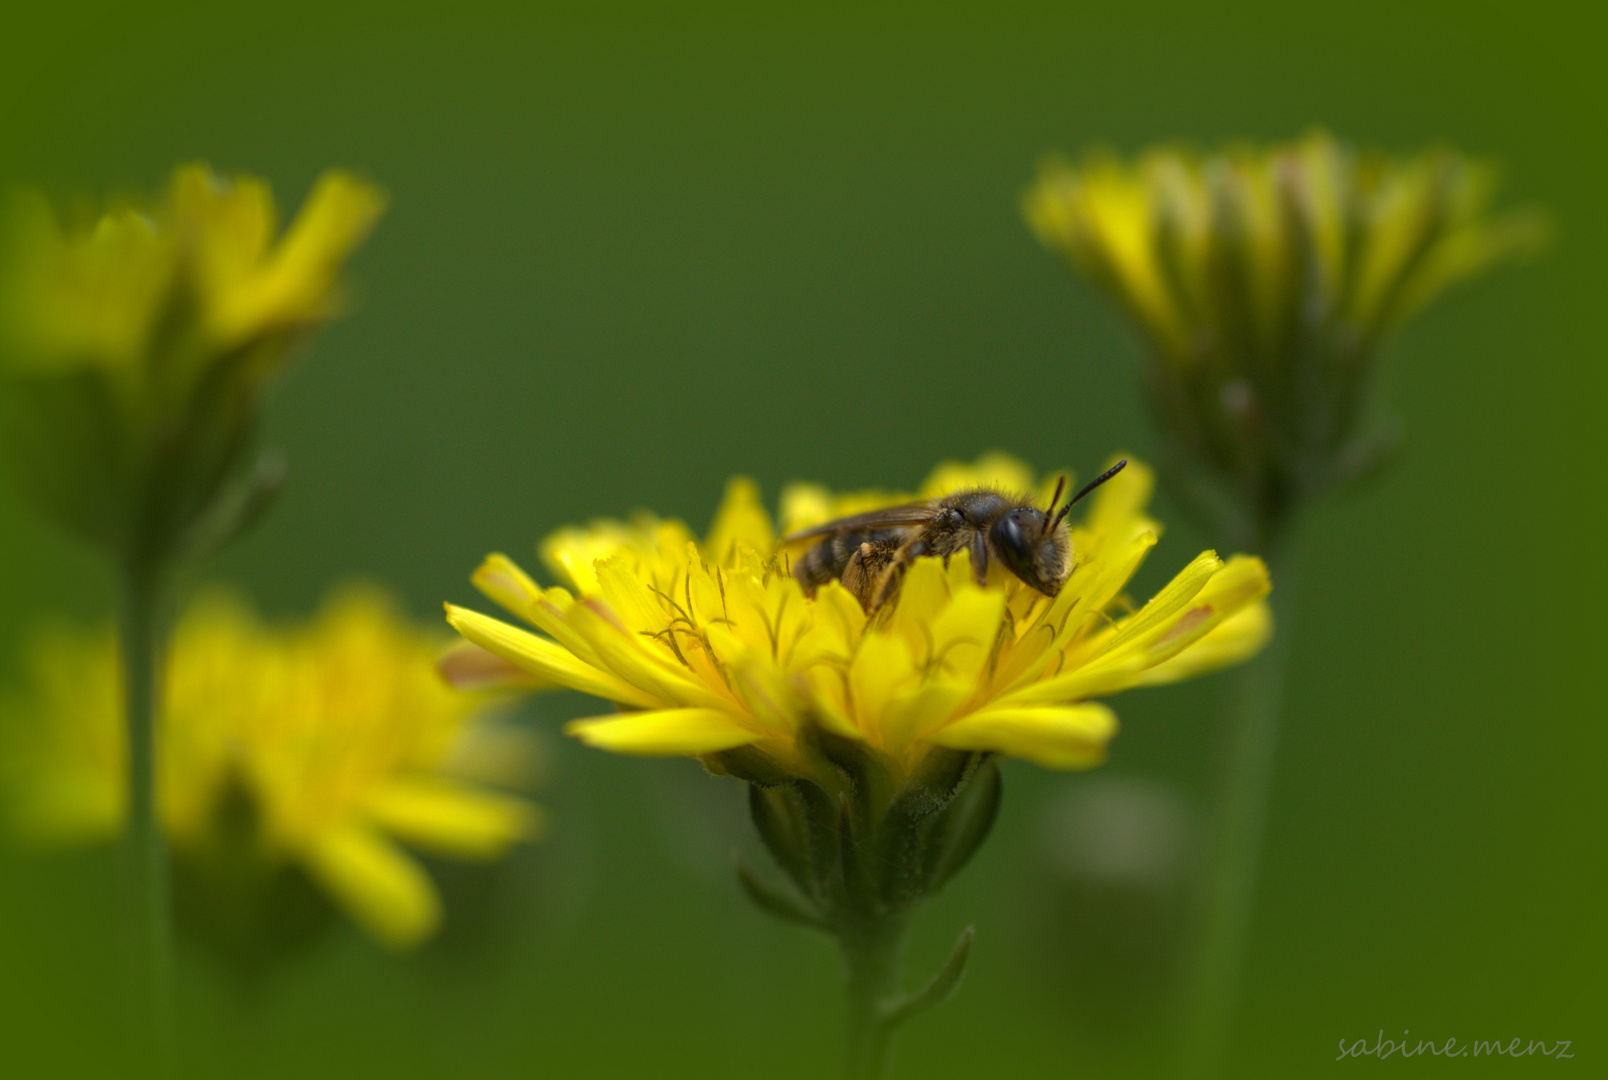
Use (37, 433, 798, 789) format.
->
(786, 460, 1127, 611)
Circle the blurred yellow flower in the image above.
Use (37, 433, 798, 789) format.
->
(1023, 131, 1544, 538)
(446, 454, 1270, 780)
(0, 164, 385, 553)
(1, 587, 540, 951)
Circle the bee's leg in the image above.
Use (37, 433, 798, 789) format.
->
(843, 537, 901, 609)
(840, 543, 878, 608)
(868, 537, 932, 613)
(969, 530, 989, 586)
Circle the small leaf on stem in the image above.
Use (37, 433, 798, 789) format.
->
(885, 925, 975, 1029)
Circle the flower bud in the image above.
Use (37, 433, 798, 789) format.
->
(1025, 131, 1545, 543)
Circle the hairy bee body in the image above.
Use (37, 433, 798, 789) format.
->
(786, 462, 1126, 612)
(792, 527, 905, 603)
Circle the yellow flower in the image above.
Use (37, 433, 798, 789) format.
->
(0, 164, 385, 554)
(445, 454, 1270, 779)
(1023, 131, 1544, 538)
(1, 586, 540, 951)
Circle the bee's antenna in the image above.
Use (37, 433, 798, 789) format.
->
(1052, 459, 1128, 530)
(1040, 475, 1067, 537)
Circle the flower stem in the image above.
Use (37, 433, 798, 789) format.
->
(117, 560, 175, 1078)
(1180, 539, 1300, 1078)
(840, 912, 910, 1080)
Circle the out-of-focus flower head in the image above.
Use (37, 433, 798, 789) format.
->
(1024, 131, 1545, 542)
(0, 165, 385, 559)
(1, 586, 540, 954)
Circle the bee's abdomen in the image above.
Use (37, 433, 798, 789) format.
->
(794, 529, 903, 597)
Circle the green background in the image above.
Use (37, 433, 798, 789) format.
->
(1, 2, 1602, 1076)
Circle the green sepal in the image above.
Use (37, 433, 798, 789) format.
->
(704, 744, 796, 787)
(884, 748, 980, 821)
(748, 780, 840, 905)
(748, 782, 815, 898)
(874, 750, 983, 907)
(138, 339, 272, 564)
(735, 854, 825, 929)
(2, 326, 288, 570)
(797, 721, 898, 833)
(924, 757, 1002, 892)
(834, 791, 881, 919)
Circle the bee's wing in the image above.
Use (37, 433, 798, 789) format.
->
(782, 503, 934, 542)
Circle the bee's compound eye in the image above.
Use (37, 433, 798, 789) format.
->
(992, 513, 1027, 552)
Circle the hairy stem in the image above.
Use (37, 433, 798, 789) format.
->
(1180, 539, 1300, 1078)
(841, 913, 910, 1080)
(118, 561, 175, 1078)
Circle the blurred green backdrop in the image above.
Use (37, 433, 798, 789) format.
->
(1, 2, 1602, 1077)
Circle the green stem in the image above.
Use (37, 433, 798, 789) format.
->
(118, 561, 175, 1078)
(1180, 538, 1300, 1079)
(841, 913, 910, 1080)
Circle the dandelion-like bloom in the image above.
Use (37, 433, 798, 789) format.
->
(1, 587, 540, 952)
(1024, 130, 1544, 542)
(0, 163, 385, 554)
(444, 453, 1267, 1073)
(447, 454, 1269, 778)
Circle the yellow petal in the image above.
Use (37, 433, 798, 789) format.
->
(1071, 549, 1223, 667)
(1077, 456, 1157, 551)
(444, 604, 661, 708)
(919, 452, 1037, 498)
(881, 680, 976, 756)
(777, 483, 835, 536)
(438, 718, 548, 792)
(436, 640, 554, 691)
(364, 777, 542, 860)
(593, 556, 673, 636)
(931, 703, 1118, 770)
(2, 775, 122, 848)
(1086, 554, 1270, 679)
(777, 482, 909, 537)
(725, 655, 803, 739)
(1137, 600, 1273, 685)
(301, 821, 442, 950)
(1391, 208, 1548, 327)
(1348, 153, 1441, 331)
(1028, 156, 1191, 359)
(1001, 553, 1267, 706)
(202, 169, 386, 344)
(540, 519, 644, 595)
(996, 530, 1156, 691)
(260, 171, 387, 312)
(472, 562, 611, 671)
(704, 476, 775, 561)
(846, 630, 915, 743)
(566, 708, 758, 756)
(565, 600, 732, 711)
(470, 553, 547, 623)
(1293, 129, 1349, 294)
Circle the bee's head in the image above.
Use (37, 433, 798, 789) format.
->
(991, 507, 1069, 596)
(991, 460, 1129, 597)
